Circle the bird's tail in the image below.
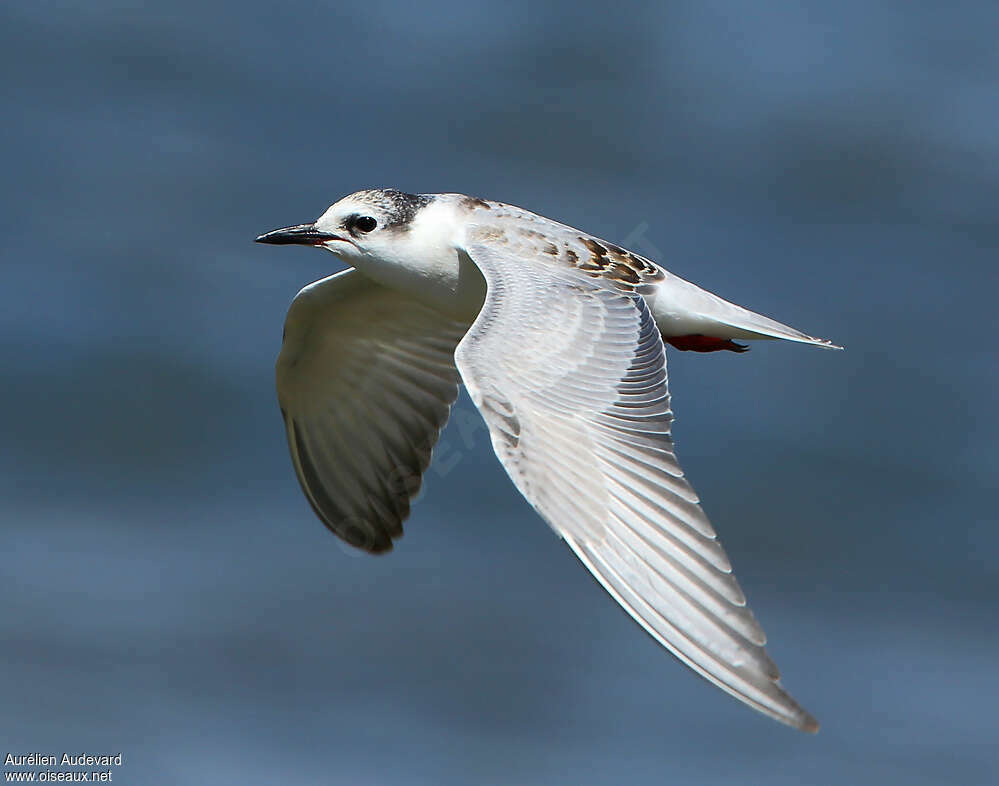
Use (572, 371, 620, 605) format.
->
(648, 270, 842, 350)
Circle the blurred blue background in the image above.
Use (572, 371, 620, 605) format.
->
(2, 1, 997, 783)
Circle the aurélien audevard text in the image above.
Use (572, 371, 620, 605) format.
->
(6, 755, 122, 768)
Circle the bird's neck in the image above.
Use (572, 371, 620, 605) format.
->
(350, 200, 484, 320)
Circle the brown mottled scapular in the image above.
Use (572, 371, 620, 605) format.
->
(466, 198, 664, 291)
(575, 237, 663, 287)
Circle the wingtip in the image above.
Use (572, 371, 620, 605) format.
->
(753, 692, 821, 734)
(774, 695, 820, 733)
(768, 680, 821, 733)
(797, 712, 821, 734)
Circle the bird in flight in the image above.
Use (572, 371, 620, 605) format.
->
(256, 189, 840, 732)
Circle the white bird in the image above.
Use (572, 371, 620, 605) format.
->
(256, 189, 840, 732)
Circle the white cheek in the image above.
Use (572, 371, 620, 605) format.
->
(320, 239, 358, 258)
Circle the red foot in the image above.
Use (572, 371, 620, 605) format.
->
(665, 334, 749, 353)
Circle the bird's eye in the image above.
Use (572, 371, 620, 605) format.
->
(352, 216, 377, 233)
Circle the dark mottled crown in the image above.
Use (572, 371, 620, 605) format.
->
(350, 189, 433, 228)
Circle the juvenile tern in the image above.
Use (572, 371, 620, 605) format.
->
(256, 189, 840, 731)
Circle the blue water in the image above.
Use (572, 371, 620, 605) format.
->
(2, 1, 997, 783)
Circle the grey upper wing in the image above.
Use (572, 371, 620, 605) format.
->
(453, 224, 818, 731)
(276, 270, 470, 553)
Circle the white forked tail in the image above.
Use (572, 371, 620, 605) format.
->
(648, 270, 843, 349)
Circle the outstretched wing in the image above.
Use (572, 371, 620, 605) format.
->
(453, 223, 818, 731)
(276, 270, 470, 553)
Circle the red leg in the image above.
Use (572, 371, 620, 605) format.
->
(665, 334, 749, 353)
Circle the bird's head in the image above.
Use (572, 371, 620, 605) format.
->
(255, 188, 434, 264)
